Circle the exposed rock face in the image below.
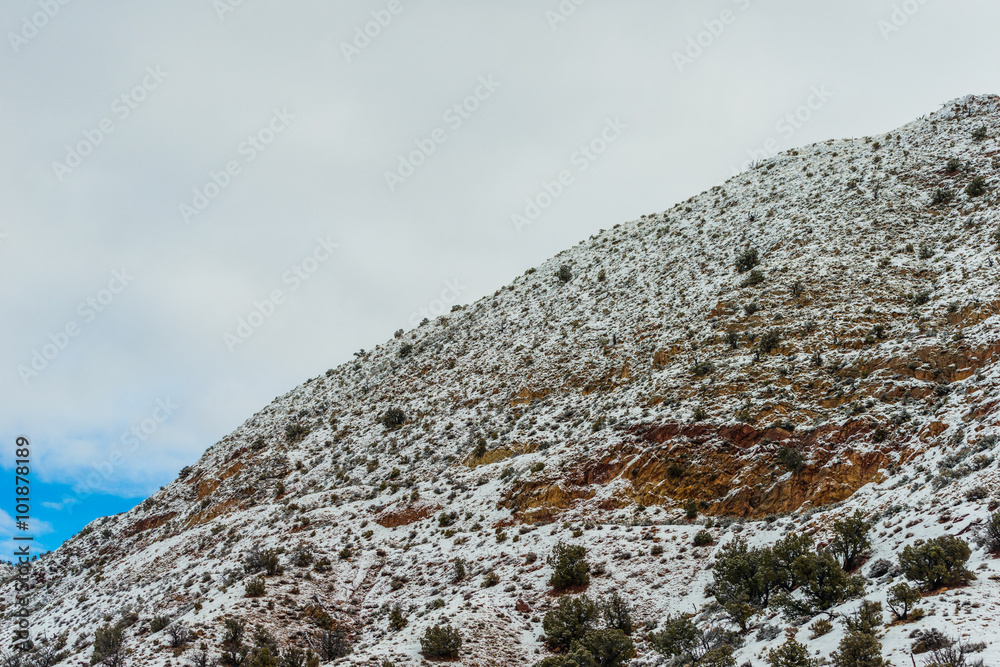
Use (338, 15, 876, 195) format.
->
(6, 95, 1000, 666)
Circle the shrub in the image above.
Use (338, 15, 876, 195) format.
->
(757, 329, 782, 354)
(317, 629, 350, 661)
(398, 343, 413, 358)
(774, 551, 863, 617)
(898, 535, 974, 590)
(249, 646, 277, 667)
(244, 547, 282, 576)
(684, 499, 699, 520)
(964, 486, 989, 501)
(167, 622, 191, 648)
(150, 615, 170, 633)
(291, 544, 313, 568)
(932, 188, 956, 205)
(481, 571, 500, 588)
(711, 537, 775, 630)
(379, 408, 406, 430)
(542, 595, 600, 650)
(571, 629, 634, 667)
(648, 615, 736, 667)
(921, 638, 987, 667)
(735, 248, 760, 273)
(809, 617, 833, 638)
(600, 591, 633, 635)
(740, 269, 765, 288)
(548, 542, 590, 590)
(913, 290, 932, 306)
(285, 423, 310, 443)
(221, 618, 249, 667)
(557, 265, 573, 283)
(767, 637, 818, 667)
(693, 530, 714, 547)
(979, 512, 1000, 554)
(245, 577, 265, 598)
(829, 510, 872, 571)
(947, 157, 961, 172)
(90, 624, 125, 666)
(453, 557, 467, 582)
(388, 603, 408, 631)
(886, 582, 921, 621)
(420, 625, 462, 660)
(776, 447, 805, 474)
(972, 125, 988, 141)
(966, 175, 987, 197)
(597, 269, 606, 281)
(831, 629, 889, 667)
(724, 330, 739, 349)
(844, 600, 883, 636)
(692, 360, 715, 376)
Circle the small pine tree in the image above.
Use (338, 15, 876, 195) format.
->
(548, 542, 590, 590)
(980, 512, 1000, 554)
(898, 535, 974, 590)
(419, 625, 462, 659)
(90, 624, 125, 666)
(542, 595, 600, 650)
(388, 604, 408, 632)
(735, 248, 760, 273)
(571, 629, 634, 667)
(830, 629, 889, 667)
(600, 591, 633, 635)
(829, 511, 872, 571)
(557, 265, 573, 283)
(886, 582, 921, 621)
(767, 637, 818, 667)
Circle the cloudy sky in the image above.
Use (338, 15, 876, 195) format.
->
(2, 0, 997, 551)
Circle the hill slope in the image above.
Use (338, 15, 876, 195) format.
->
(5, 95, 1000, 667)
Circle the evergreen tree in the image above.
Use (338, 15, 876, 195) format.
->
(767, 637, 818, 667)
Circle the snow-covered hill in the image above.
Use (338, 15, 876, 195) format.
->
(5, 95, 1000, 667)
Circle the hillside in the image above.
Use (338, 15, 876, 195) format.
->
(5, 94, 1000, 667)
